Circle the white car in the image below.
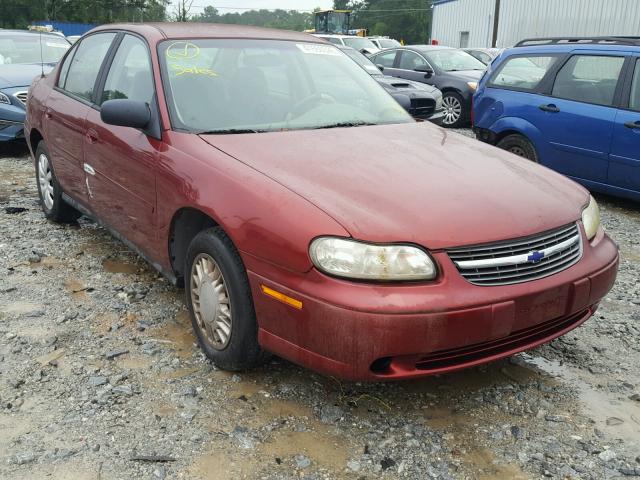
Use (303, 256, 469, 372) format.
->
(368, 37, 401, 49)
(312, 34, 380, 55)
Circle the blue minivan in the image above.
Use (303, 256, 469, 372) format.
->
(474, 37, 640, 202)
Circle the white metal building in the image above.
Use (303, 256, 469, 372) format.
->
(431, 0, 640, 48)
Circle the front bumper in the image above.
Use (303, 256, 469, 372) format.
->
(247, 229, 618, 381)
(0, 93, 27, 142)
(425, 108, 445, 125)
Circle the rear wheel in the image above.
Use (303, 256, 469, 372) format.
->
(34, 141, 81, 223)
(441, 92, 466, 128)
(185, 227, 267, 371)
(496, 134, 538, 162)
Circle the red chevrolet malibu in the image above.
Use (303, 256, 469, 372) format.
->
(24, 23, 618, 380)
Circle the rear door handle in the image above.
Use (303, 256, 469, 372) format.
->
(539, 104, 560, 113)
(86, 129, 99, 144)
(624, 120, 640, 129)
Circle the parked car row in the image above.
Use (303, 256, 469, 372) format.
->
(22, 24, 619, 381)
(0, 30, 70, 141)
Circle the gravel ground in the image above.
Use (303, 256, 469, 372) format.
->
(1, 133, 639, 480)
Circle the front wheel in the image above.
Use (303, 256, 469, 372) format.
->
(441, 92, 466, 128)
(185, 227, 267, 371)
(496, 134, 539, 162)
(34, 141, 81, 223)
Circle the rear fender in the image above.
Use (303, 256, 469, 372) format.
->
(489, 116, 543, 146)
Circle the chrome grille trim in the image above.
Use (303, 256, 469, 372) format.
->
(448, 223, 582, 286)
(15, 91, 28, 105)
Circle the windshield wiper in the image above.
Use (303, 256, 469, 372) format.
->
(314, 121, 376, 130)
(197, 128, 267, 135)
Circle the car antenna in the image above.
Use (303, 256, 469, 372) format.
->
(39, 30, 45, 77)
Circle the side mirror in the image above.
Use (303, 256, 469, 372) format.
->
(376, 64, 385, 73)
(101, 99, 150, 129)
(414, 65, 434, 77)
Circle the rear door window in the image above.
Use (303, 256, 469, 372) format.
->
(488, 55, 558, 91)
(551, 55, 624, 107)
(57, 43, 78, 88)
(63, 32, 116, 102)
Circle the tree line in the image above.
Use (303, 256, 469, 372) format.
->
(333, 0, 432, 44)
(0, 0, 170, 29)
(1, 0, 431, 45)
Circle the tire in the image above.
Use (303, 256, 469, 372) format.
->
(34, 141, 82, 223)
(185, 227, 267, 371)
(441, 91, 466, 128)
(496, 134, 539, 162)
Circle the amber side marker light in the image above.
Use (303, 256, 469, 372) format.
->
(260, 285, 303, 310)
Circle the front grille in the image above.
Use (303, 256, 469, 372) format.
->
(408, 97, 435, 118)
(448, 223, 582, 286)
(15, 91, 28, 105)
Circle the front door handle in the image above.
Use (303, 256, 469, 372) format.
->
(539, 104, 560, 113)
(624, 120, 640, 129)
(83, 163, 96, 176)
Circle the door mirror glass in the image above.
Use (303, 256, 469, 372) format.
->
(376, 64, 385, 73)
(101, 99, 150, 129)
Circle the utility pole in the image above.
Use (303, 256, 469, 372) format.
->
(491, 0, 501, 47)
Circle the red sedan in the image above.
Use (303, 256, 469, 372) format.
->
(24, 23, 619, 380)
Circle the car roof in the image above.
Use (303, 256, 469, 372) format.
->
(91, 22, 324, 44)
(0, 29, 67, 40)
(407, 45, 455, 51)
(506, 43, 640, 55)
(508, 37, 640, 54)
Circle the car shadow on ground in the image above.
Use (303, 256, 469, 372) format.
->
(594, 192, 640, 212)
(0, 140, 29, 159)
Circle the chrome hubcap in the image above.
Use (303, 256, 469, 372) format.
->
(190, 254, 232, 350)
(38, 153, 54, 211)
(442, 96, 462, 125)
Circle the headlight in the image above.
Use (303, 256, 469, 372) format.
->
(0, 92, 10, 105)
(582, 195, 601, 240)
(309, 237, 437, 281)
(467, 81, 478, 91)
(435, 93, 443, 110)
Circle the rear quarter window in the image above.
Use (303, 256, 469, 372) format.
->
(488, 55, 558, 91)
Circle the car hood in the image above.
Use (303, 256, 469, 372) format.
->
(0, 64, 52, 89)
(376, 75, 440, 94)
(201, 122, 588, 249)
(446, 69, 484, 81)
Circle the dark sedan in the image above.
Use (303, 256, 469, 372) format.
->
(339, 46, 444, 124)
(370, 46, 485, 127)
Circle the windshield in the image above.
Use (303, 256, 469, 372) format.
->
(0, 33, 69, 65)
(377, 39, 401, 48)
(342, 48, 382, 76)
(343, 37, 378, 51)
(159, 39, 411, 133)
(424, 49, 485, 72)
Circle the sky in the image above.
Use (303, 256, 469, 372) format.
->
(188, 0, 335, 13)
